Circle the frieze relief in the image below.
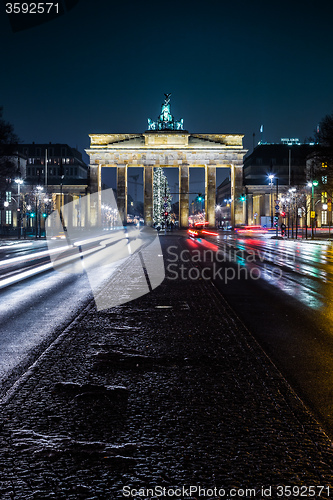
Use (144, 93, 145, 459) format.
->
(89, 149, 244, 167)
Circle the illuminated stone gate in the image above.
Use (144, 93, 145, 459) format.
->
(86, 96, 247, 227)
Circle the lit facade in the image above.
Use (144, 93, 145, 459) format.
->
(86, 97, 247, 228)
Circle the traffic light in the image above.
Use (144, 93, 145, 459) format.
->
(197, 194, 203, 202)
(30, 212, 36, 218)
(164, 211, 168, 217)
(240, 194, 246, 202)
(42, 213, 47, 218)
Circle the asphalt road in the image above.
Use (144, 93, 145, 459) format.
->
(168, 232, 333, 438)
(2, 233, 333, 440)
(0, 238, 124, 394)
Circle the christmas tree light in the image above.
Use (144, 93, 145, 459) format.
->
(153, 167, 172, 226)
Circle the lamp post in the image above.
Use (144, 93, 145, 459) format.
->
(3, 201, 9, 235)
(288, 188, 296, 238)
(15, 178, 23, 239)
(268, 174, 274, 228)
(285, 197, 290, 238)
(215, 204, 222, 228)
(223, 198, 232, 229)
(307, 180, 318, 239)
(36, 185, 43, 238)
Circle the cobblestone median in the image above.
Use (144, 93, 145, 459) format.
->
(0, 235, 333, 499)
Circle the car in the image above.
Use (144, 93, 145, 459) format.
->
(187, 222, 219, 238)
(234, 225, 268, 235)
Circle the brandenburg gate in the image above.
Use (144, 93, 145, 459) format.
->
(86, 95, 247, 227)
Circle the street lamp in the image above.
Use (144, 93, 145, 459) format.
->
(288, 188, 297, 238)
(223, 198, 232, 229)
(36, 186, 43, 238)
(215, 204, 222, 228)
(307, 180, 318, 239)
(268, 174, 275, 228)
(15, 178, 23, 239)
(268, 175, 280, 237)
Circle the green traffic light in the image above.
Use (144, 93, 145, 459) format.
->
(30, 212, 36, 218)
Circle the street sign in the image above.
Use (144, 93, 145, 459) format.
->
(163, 202, 168, 209)
(163, 196, 168, 201)
(275, 205, 280, 210)
(310, 211, 316, 219)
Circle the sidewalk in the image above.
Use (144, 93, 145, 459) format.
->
(0, 234, 333, 499)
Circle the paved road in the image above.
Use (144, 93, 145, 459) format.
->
(0, 239, 123, 393)
(179, 232, 333, 438)
(1, 233, 333, 498)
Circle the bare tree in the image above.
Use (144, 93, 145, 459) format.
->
(0, 107, 20, 182)
(308, 111, 333, 196)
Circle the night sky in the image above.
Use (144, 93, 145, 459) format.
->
(1, 0, 333, 195)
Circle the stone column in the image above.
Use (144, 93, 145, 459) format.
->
(117, 164, 127, 226)
(247, 193, 253, 225)
(179, 164, 189, 228)
(89, 164, 102, 226)
(205, 165, 216, 227)
(231, 164, 244, 227)
(144, 165, 153, 226)
(67, 194, 73, 229)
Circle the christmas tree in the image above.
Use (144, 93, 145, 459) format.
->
(153, 167, 172, 226)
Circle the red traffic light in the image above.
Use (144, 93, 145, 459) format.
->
(164, 211, 168, 216)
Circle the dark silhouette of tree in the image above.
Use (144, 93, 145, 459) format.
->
(314, 111, 333, 168)
(0, 107, 19, 146)
(307, 111, 333, 196)
(0, 107, 20, 182)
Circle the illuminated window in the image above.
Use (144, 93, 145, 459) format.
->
(321, 211, 327, 225)
(322, 175, 328, 184)
(6, 211, 12, 224)
(321, 192, 327, 203)
(5, 191, 11, 202)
